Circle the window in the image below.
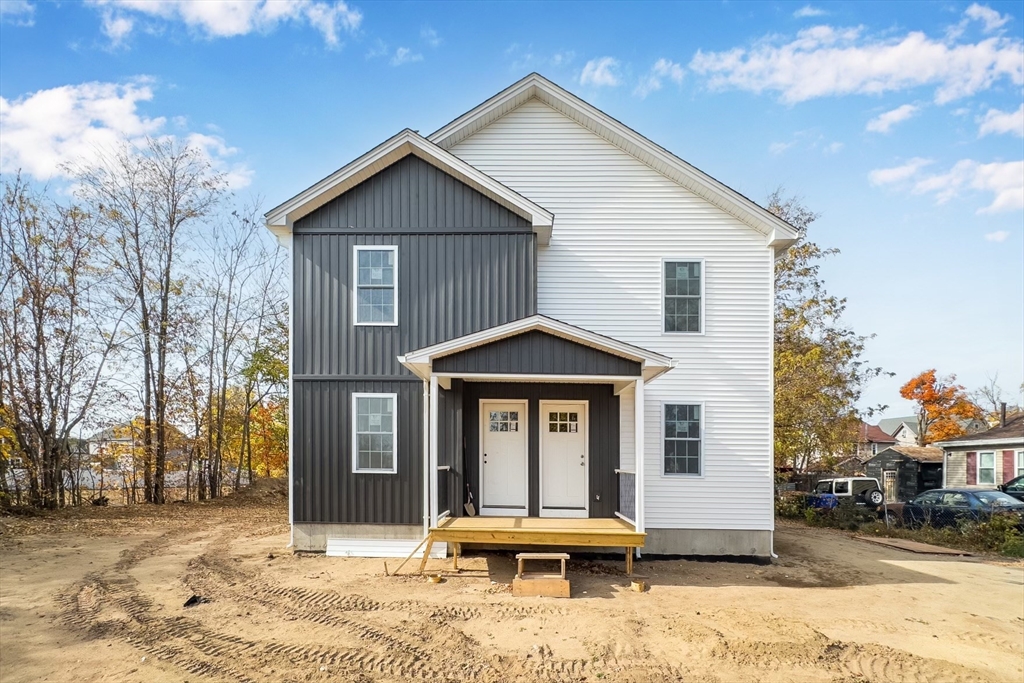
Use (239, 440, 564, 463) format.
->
(353, 246, 397, 325)
(871, 443, 878, 455)
(1017, 450, 1024, 478)
(548, 411, 578, 433)
(352, 393, 396, 473)
(664, 260, 702, 333)
(978, 451, 995, 486)
(489, 410, 520, 432)
(941, 492, 970, 507)
(833, 480, 849, 495)
(664, 403, 701, 475)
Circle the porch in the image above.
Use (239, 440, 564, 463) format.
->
(424, 515, 645, 575)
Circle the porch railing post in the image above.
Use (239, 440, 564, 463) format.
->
(429, 375, 440, 529)
(422, 379, 430, 537)
(634, 378, 645, 534)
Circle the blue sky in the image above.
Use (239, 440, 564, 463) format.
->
(1, 0, 1022, 419)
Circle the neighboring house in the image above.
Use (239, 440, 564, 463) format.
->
(878, 416, 916, 439)
(864, 446, 944, 502)
(890, 421, 920, 446)
(856, 421, 897, 460)
(265, 74, 799, 558)
(936, 413, 1024, 489)
(880, 415, 987, 447)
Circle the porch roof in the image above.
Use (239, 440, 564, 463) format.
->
(398, 314, 674, 384)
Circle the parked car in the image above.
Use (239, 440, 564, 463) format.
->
(809, 477, 885, 508)
(999, 475, 1024, 502)
(902, 489, 1024, 529)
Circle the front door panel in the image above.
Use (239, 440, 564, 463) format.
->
(541, 401, 588, 516)
(480, 401, 528, 514)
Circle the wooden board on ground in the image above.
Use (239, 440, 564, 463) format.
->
(512, 575, 571, 598)
(856, 536, 971, 556)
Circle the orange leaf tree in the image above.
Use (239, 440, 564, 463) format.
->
(900, 370, 982, 445)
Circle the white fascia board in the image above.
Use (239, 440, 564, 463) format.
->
(933, 437, 1024, 449)
(401, 315, 673, 372)
(264, 129, 554, 243)
(429, 74, 800, 246)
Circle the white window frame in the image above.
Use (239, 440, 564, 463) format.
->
(352, 245, 398, 327)
(977, 451, 996, 486)
(1016, 450, 1024, 478)
(661, 400, 705, 478)
(351, 392, 398, 474)
(661, 257, 705, 336)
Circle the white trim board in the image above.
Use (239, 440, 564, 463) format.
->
(264, 129, 554, 243)
(428, 73, 799, 255)
(326, 538, 447, 559)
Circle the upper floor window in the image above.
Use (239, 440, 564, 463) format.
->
(664, 260, 702, 333)
(353, 245, 397, 326)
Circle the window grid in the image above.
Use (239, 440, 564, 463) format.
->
(978, 451, 995, 486)
(548, 411, 579, 433)
(353, 394, 396, 473)
(354, 247, 397, 325)
(488, 410, 520, 432)
(664, 404, 701, 475)
(664, 261, 701, 333)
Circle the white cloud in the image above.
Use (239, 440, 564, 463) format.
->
(551, 50, 575, 67)
(866, 104, 920, 133)
(101, 10, 134, 47)
(580, 57, 621, 87)
(505, 44, 575, 71)
(769, 141, 794, 155)
(690, 15, 1023, 104)
(979, 104, 1024, 137)
(985, 230, 1010, 242)
(868, 157, 933, 185)
(390, 47, 422, 66)
(824, 141, 844, 154)
(0, 0, 35, 26)
(871, 157, 1023, 213)
(0, 79, 251, 188)
(634, 58, 685, 98)
(85, 0, 361, 47)
(421, 26, 441, 48)
(964, 3, 1011, 33)
(793, 5, 826, 18)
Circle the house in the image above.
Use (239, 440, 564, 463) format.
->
(857, 421, 897, 460)
(879, 416, 919, 446)
(935, 411, 1024, 488)
(864, 445, 944, 502)
(265, 74, 799, 559)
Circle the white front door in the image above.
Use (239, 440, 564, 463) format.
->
(540, 401, 588, 517)
(480, 401, 528, 516)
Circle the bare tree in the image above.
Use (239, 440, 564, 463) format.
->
(0, 175, 126, 508)
(73, 139, 225, 503)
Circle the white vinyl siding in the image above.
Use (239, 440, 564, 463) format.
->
(352, 393, 397, 473)
(353, 245, 397, 326)
(451, 99, 774, 531)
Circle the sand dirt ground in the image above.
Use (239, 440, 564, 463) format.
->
(1, 480, 1022, 683)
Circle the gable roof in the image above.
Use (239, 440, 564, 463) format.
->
(264, 129, 554, 244)
(933, 413, 1024, 448)
(859, 422, 897, 444)
(399, 314, 674, 383)
(429, 73, 800, 255)
(878, 416, 918, 436)
(880, 445, 945, 463)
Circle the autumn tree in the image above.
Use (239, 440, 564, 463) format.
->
(769, 190, 888, 472)
(900, 370, 983, 445)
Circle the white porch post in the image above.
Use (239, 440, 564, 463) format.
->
(422, 379, 430, 536)
(634, 377, 645, 534)
(429, 375, 440, 529)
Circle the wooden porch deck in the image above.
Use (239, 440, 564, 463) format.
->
(420, 516, 645, 575)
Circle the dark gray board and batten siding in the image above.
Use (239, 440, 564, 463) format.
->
(434, 331, 641, 376)
(291, 153, 538, 525)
